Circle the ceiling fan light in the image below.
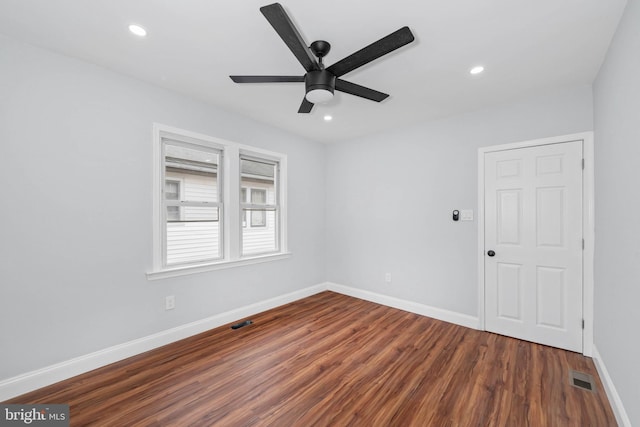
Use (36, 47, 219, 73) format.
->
(304, 70, 336, 104)
(306, 88, 334, 104)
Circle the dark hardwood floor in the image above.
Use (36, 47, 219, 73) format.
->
(5, 292, 616, 426)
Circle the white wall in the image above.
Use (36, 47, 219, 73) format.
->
(325, 85, 593, 316)
(593, 0, 640, 424)
(0, 35, 325, 380)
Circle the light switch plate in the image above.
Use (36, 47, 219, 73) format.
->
(461, 209, 474, 221)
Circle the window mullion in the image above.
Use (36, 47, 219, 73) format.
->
(224, 145, 241, 260)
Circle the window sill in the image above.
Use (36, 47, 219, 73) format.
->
(146, 252, 292, 281)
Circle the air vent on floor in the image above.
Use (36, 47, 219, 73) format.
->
(231, 320, 253, 330)
(569, 370, 595, 392)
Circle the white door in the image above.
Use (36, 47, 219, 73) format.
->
(484, 141, 583, 352)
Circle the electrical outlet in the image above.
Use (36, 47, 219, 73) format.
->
(165, 295, 175, 310)
(385, 273, 392, 284)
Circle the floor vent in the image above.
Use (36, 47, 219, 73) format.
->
(569, 370, 595, 392)
(231, 320, 253, 330)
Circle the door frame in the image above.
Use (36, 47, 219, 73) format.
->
(477, 132, 594, 356)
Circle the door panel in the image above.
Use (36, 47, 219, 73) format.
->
(536, 266, 565, 328)
(497, 263, 523, 320)
(497, 190, 522, 245)
(484, 140, 583, 352)
(536, 187, 565, 247)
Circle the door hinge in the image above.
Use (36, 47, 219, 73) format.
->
(582, 238, 585, 250)
(582, 159, 585, 170)
(582, 319, 585, 329)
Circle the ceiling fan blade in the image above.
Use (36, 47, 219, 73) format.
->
(327, 26, 415, 77)
(260, 3, 319, 72)
(335, 79, 389, 102)
(298, 98, 314, 113)
(230, 75, 305, 83)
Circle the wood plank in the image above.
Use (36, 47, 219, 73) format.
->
(4, 292, 616, 426)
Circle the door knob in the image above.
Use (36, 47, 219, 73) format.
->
(487, 250, 495, 257)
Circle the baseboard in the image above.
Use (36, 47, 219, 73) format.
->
(325, 282, 480, 330)
(592, 345, 632, 427)
(0, 283, 326, 402)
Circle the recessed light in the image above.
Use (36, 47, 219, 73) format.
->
(470, 65, 484, 75)
(323, 115, 332, 121)
(128, 24, 147, 37)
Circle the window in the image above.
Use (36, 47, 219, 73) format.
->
(163, 141, 222, 266)
(150, 124, 288, 279)
(240, 157, 279, 256)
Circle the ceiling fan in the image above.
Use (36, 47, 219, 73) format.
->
(230, 3, 415, 113)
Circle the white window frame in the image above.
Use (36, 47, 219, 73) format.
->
(148, 124, 289, 280)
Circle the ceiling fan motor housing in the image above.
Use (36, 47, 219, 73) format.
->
(305, 70, 335, 103)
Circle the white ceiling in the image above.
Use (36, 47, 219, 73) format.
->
(0, 0, 627, 143)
